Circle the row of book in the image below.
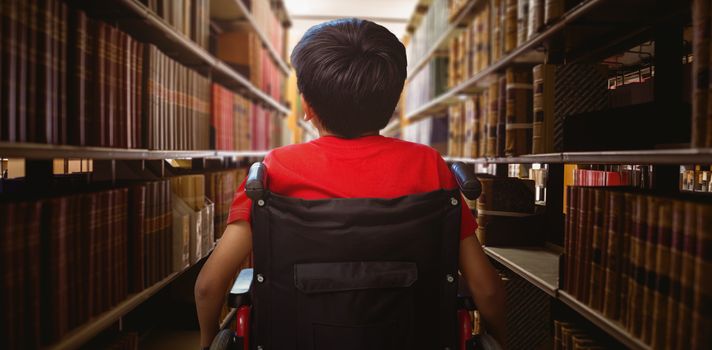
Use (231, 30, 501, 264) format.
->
(0, 171, 234, 348)
(216, 23, 285, 103)
(406, 0, 449, 69)
(139, 0, 211, 49)
(205, 169, 247, 240)
(249, 0, 287, 65)
(404, 57, 449, 115)
(553, 319, 605, 350)
(0, 0, 283, 150)
(402, 115, 449, 154)
(691, 0, 712, 147)
(475, 174, 539, 246)
(681, 165, 712, 192)
(144, 45, 212, 150)
(446, 63, 609, 157)
(211, 84, 253, 151)
(447, 0, 576, 88)
(573, 165, 654, 189)
(563, 186, 711, 349)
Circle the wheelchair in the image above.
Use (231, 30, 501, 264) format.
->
(210, 161, 499, 350)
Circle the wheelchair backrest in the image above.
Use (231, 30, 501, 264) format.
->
(249, 187, 462, 350)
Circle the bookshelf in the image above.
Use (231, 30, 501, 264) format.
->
(211, 0, 291, 75)
(48, 250, 212, 350)
(482, 246, 652, 350)
(483, 246, 559, 296)
(86, 0, 290, 115)
(406, 0, 485, 79)
(444, 148, 712, 165)
(404, 0, 688, 122)
(403, 0, 708, 349)
(0, 142, 268, 160)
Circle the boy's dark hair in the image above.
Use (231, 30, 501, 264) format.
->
(291, 18, 407, 138)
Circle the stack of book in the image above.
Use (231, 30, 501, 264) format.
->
(564, 187, 712, 349)
(448, 4, 489, 88)
(250, 0, 287, 67)
(681, 165, 712, 192)
(139, 0, 211, 49)
(405, 57, 450, 115)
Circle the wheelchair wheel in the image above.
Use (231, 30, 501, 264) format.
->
(210, 329, 237, 350)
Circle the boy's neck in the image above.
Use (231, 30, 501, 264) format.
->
(319, 130, 380, 138)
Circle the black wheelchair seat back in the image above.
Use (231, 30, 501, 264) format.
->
(249, 188, 463, 350)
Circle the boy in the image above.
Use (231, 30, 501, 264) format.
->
(195, 18, 506, 348)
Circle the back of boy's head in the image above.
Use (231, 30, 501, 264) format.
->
(291, 18, 407, 138)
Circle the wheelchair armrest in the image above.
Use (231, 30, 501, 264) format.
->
(228, 268, 253, 309)
(458, 274, 476, 311)
(450, 162, 481, 200)
(245, 162, 267, 200)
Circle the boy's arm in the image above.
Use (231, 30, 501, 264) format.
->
(195, 221, 253, 348)
(459, 235, 507, 347)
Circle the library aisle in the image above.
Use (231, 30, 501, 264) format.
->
(1, 0, 711, 349)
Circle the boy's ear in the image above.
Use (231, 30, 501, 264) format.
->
(301, 95, 316, 121)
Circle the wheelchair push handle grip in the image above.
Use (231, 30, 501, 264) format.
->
(450, 162, 481, 200)
(245, 162, 267, 200)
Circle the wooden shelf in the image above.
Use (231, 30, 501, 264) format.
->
(443, 148, 712, 165)
(0, 142, 268, 160)
(558, 291, 651, 350)
(49, 253, 212, 350)
(86, 0, 289, 115)
(484, 246, 559, 297)
(406, 0, 485, 79)
(211, 0, 291, 75)
(443, 153, 563, 164)
(404, 0, 683, 121)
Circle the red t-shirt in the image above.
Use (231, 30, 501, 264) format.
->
(227, 135, 477, 240)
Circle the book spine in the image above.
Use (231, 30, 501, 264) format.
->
(544, 0, 564, 25)
(588, 189, 606, 310)
(691, 203, 712, 349)
(602, 191, 624, 319)
(693, 0, 711, 147)
(504, 0, 517, 53)
(516, 0, 529, 46)
(505, 67, 534, 156)
(664, 200, 685, 348)
(627, 194, 647, 336)
(640, 196, 662, 343)
(527, 0, 543, 40)
(651, 200, 674, 348)
(486, 80, 499, 157)
(673, 201, 698, 349)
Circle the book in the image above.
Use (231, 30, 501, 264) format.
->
(602, 191, 625, 319)
(691, 203, 712, 349)
(691, 0, 710, 147)
(528, 0, 544, 40)
(532, 64, 555, 154)
(476, 175, 538, 246)
(651, 200, 677, 348)
(505, 67, 533, 156)
(486, 80, 499, 157)
(588, 189, 607, 311)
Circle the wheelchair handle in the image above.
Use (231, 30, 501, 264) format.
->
(450, 162, 481, 200)
(245, 162, 267, 200)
